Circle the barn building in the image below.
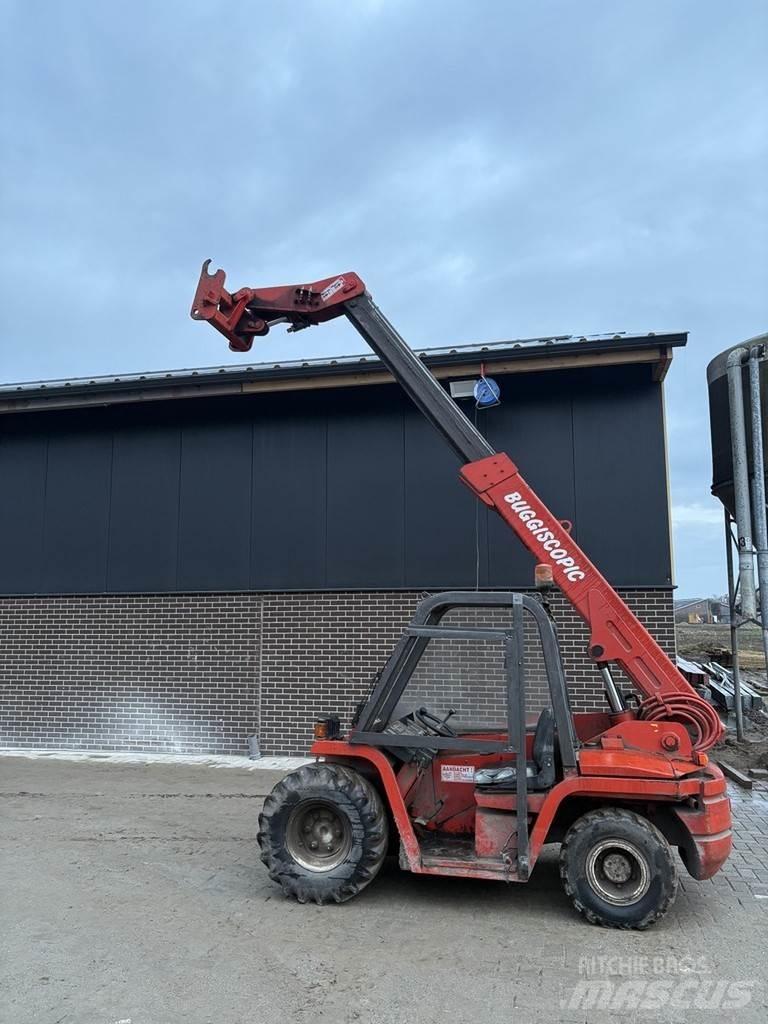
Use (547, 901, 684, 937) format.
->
(0, 331, 683, 755)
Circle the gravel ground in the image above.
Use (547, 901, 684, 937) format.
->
(1, 755, 767, 1024)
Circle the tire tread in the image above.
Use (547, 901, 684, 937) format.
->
(559, 807, 678, 930)
(258, 762, 388, 904)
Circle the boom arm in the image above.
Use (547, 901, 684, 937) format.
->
(190, 261, 722, 751)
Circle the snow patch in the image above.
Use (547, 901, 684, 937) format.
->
(0, 747, 309, 771)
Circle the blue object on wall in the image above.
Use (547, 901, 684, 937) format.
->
(474, 376, 500, 408)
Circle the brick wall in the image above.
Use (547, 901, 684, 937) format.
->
(259, 590, 676, 753)
(0, 594, 261, 754)
(0, 589, 675, 756)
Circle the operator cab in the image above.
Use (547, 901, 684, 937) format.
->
(345, 591, 579, 875)
(349, 591, 577, 771)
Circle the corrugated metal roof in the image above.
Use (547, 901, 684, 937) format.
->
(0, 330, 686, 410)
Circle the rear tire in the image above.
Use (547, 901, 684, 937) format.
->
(257, 763, 388, 904)
(559, 808, 678, 929)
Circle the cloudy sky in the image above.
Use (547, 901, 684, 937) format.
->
(1, 1, 766, 596)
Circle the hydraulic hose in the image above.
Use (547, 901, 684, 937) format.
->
(638, 694, 723, 753)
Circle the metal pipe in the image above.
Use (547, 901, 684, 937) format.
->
(599, 664, 624, 713)
(748, 345, 768, 668)
(726, 348, 757, 619)
(724, 508, 745, 741)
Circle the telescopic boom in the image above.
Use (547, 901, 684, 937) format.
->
(190, 261, 722, 751)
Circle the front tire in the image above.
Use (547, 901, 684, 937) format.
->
(559, 808, 678, 929)
(258, 763, 388, 904)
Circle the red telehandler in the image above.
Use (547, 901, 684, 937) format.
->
(191, 262, 731, 928)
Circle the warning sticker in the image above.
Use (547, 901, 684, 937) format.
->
(320, 277, 346, 303)
(440, 764, 475, 784)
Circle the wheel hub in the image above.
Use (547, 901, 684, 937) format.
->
(586, 839, 650, 906)
(286, 800, 352, 872)
(602, 852, 632, 884)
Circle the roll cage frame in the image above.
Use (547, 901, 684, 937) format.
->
(349, 590, 579, 877)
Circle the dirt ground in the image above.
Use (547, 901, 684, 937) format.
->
(677, 621, 768, 772)
(2, 755, 767, 1024)
(716, 732, 768, 773)
(677, 621, 768, 671)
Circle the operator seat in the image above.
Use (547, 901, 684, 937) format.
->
(474, 707, 555, 791)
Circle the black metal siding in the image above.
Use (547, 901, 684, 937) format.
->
(570, 370, 669, 586)
(250, 397, 328, 590)
(485, 373, 577, 587)
(108, 415, 181, 591)
(0, 425, 47, 593)
(176, 415, 253, 591)
(0, 364, 672, 593)
(404, 410, 484, 588)
(326, 389, 406, 588)
(42, 426, 113, 592)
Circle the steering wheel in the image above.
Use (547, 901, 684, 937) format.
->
(413, 706, 457, 738)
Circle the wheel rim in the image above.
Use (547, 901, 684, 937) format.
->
(585, 838, 651, 906)
(285, 800, 353, 872)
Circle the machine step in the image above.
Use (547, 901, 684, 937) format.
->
(411, 835, 520, 881)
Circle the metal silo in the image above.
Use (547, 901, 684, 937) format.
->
(707, 334, 768, 738)
(707, 334, 768, 522)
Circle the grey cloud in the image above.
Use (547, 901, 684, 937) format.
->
(1, 0, 766, 595)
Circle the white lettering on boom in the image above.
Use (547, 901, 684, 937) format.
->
(502, 492, 586, 582)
